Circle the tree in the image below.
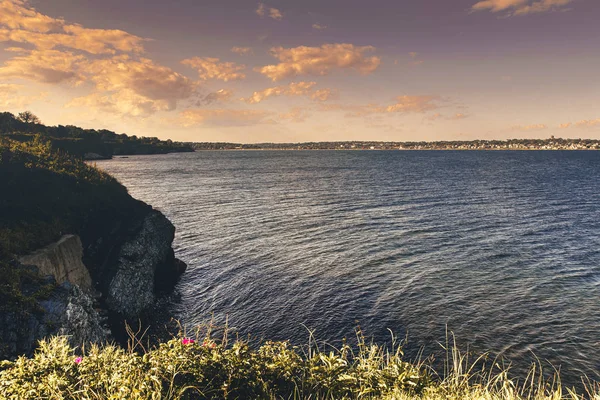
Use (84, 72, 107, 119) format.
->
(17, 111, 41, 124)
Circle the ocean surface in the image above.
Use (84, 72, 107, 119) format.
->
(96, 150, 600, 385)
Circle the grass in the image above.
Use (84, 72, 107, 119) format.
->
(0, 135, 135, 320)
(0, 324, 597, 400)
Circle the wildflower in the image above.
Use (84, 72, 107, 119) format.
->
(203, 339, 217, 348)
(74, 357, 82, 364)
(182, 338, 195, 345)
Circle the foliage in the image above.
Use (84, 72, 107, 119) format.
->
(0, 136, 132, 314)
(0, 328, 595, 400)
(0, 111, 194, 158)
(17, 111, 41, 125)
(0, 135, 128, 258)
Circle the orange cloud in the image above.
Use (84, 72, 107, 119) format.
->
(319, 95, 442, 118)
(0, 49, 86, 84)
(312, 23, 327, 30)
(257, 43, 381, 81)
(176, 108, 273, 127)
(559, 118, 600, 129)
(0, 1, 145, 54)
(0, 83, 46, 108)
(242, 81, 334, 104)
(0, 0, 195, 118)
(182, 57, 246, 81)
(256, 2, 283, 20)
(196, 89, 235, 106)
(67, 90, 172, 117)
(279, 107, 310, 123)
(385, 95, 440, 113)
(471, 0, 573, 16)
(427, 112, 469, 121)
(84, 56, 196, 109)
(511, 123, 548, 131)
(231, 46, 253, 55)
(0, 0, 63, 32)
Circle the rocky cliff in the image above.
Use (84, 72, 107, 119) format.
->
(0, 137, 186, 360)
(18, 235, 93, 293)
(1, 205, 186, 360)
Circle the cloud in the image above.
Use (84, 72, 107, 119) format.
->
(312, 23, 327, 30)
(67, 90, 171, 117)
(318, 103, 384, 118)
(0, 0, 63, 32)
(84, 56, 196, 110)
(279, 107, 310, 123)
(182, 57, 246, 81)
(559, 118, 600, 129)
(175, 108, 273, 127)
(0, 1, 145, 54)
(198, 89, 234, 105)
(0, 83, 46, 108)
(64, 55, 197, 117)
(311, 88, 335, 101)
(257, 43, 381, 81)
(426, 112, 469, 121)
(512, 123, 548, 131)
(470, 0, 574, 16)
(256, 3, 283, 20)
(0, 0, 196, 118)
(319, 95, 442, 118)
(0, 48, 86, 84)
(409, 51, 424, 66)
(386, 95, 440, 113)
(231, 46, 253, 55)
(242, 81, 334, 104)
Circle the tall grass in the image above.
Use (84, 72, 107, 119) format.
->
(0, 324, 597, 399)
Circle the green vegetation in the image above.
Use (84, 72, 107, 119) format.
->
(0, 111, 194, 159)
(0, 327, 594, 400)
(0, 135, 133, 316)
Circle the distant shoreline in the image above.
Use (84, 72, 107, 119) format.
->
(188, 138, 600, 151)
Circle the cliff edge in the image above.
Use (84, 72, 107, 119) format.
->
(0, 136, 186, 359)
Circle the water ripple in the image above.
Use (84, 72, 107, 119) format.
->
(96, 150, 600, 386)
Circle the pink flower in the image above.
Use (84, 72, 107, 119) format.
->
(74, 357, 82, 364)
(182, 338, 195, 345)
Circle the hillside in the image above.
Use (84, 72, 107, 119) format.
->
(0, 111, 194, 159)
(0, 135, 185, 359)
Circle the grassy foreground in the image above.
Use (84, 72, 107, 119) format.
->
(0, 326, 597, 400)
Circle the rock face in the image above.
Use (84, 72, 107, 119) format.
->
(0, 204, 186, 360)
(0, 272, 107, 359)
(19, 235, 93, 293)
(106, 210, 180, 318)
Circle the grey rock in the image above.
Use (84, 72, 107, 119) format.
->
(106, 210, 176, 318)
(0, 279, 108, 359)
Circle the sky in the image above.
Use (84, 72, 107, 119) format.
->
(0, 0, 599, 143)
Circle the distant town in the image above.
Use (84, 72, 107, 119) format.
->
(189, 137, 600, 151)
